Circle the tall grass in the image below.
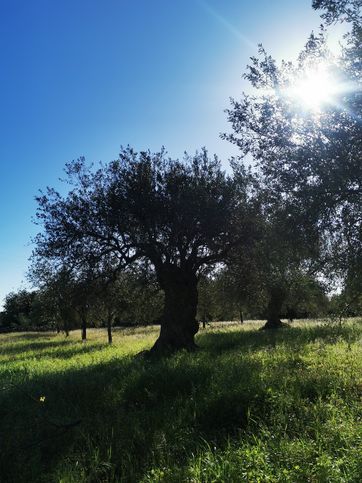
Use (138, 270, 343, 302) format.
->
(0, 320, 361, 482)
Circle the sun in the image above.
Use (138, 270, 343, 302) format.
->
(286, 63, 339, 110)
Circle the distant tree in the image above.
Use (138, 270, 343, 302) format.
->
(329, 265, 362, 319)
(33, 148, 257, 353)
(121, 271, 163, 327)
(283, 274, 329, 319)
(211, 268, 257, 322)
(0, 311, 5, 328)
(226, 199, 322, 328)
(29, 263, 79, 336)
(94, 272, 129, 344)
(1, 289, 36, 329)
(28, 290, 57, 329)
(70, 274, 98, 342)
(197, 274, 218, 327)
(94, 268, 162, 344)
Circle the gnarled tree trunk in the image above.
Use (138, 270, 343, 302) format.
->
(151, 265, 199, 353)
(261, 285, 288, 330)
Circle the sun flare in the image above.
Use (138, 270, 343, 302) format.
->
(286, 64, 339, 110)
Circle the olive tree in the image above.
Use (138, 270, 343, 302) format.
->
(223, 13, 361, 303)
(33, 147, 256, 353)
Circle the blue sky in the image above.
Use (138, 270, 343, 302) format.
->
(0, 0, 343, 306)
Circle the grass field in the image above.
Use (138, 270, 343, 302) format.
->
(0, 319, 361, 482)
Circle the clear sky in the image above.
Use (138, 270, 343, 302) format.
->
(0, 0, 344, 306)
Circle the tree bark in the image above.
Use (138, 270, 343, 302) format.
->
(239, 309, 244, 324)
(81, 316, 87, 341)
(261, 285, 289, 330)
(150, 265, 199, 354)
(63, 319, 69, 337)
(60, 304, 70, 336)
(107, 314, 113, 344)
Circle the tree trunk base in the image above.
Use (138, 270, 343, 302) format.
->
(136, 338, 199, 360)
(150, 264, 200, 358)
(150, 337, 199, 356)
(260, 319, 290, 330)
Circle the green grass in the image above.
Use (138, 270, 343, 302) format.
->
(0, 320, 361, 482)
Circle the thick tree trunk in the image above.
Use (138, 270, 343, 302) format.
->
(150, 265, 199, 354)
(261, 286, 289, 330)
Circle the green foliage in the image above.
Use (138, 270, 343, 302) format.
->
(1, 289, 37, 329)
(33, 148, 253, 281)
(313, 0, 362, 24)
(196, 270, 330, 323)
(284, 273, 330, 318)
(224, 14, 362, 292)
(0, 320, 361, 482)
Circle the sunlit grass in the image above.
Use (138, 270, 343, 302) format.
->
(0, 319, 361, 482)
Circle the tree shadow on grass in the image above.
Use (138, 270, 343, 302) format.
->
(0, 343, 108, 365)
(0, 346, 267, 483)
(198, 322, 361, 355)
(3, 331, 58, 340)
(0, 322, 360, 482)
(0, 339, 75, 356)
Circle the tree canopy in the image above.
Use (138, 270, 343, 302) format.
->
(33, 147, 257, 351)
(223, 22, 361, 293)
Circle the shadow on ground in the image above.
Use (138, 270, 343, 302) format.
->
(0, 342, 108, 364)
(198, 322, 361, 354)
(0, 321, 360, 482)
